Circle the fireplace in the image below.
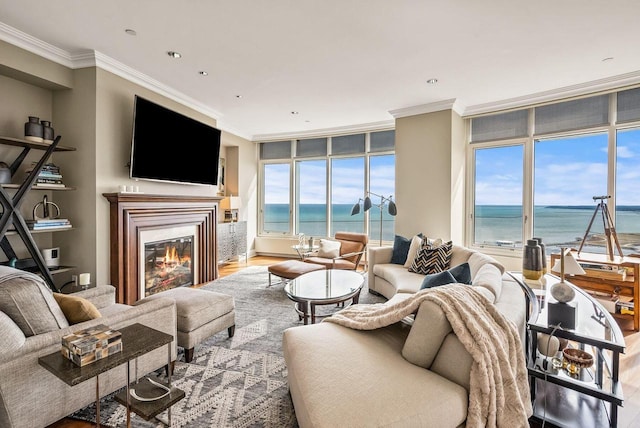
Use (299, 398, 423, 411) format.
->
(143, 233, 195, 297)
(104, 193, 221, 304)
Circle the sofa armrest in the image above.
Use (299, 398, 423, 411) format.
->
(368, 246, 393, 265)
(0, 296, 176, 364)
(70, 285, 116, 309)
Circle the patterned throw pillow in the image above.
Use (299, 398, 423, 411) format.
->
(409, 240, 453, 275)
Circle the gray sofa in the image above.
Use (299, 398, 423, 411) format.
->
(0, 267, 177, 428)
(283, 244, 532, 427)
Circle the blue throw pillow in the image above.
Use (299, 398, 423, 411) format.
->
(390, 235, 412, 265)
(449, 262, 472, 285)
(420, 270, 456, 289)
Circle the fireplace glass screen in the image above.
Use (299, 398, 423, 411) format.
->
(144, 235, 194, 296)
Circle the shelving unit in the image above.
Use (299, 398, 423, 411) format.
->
(550, 251, 640, 331)
(0, 135, 76, 291)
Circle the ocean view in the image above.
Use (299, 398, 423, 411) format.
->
(265, 204, 640, 253)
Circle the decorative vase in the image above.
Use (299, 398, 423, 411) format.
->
(533, 237, 547, 272)
(41, 120, 54, 144)
(24, 116, 44, 143)
(523, 239, 543, 280)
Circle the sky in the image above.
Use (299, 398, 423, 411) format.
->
(475, 128, 640, 206)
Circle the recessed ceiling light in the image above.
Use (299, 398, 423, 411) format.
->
(125, 29, 137, 36)
(198, 71, 208, 76)
(235, 95, 243, 99)
(167, 51, 182, 59)
(291, 111, 299, 115)
(426, 78, 438, 84)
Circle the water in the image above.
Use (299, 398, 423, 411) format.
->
(265, 203, 640, 254)
(475, 205, 640, 253)
(264, 203, 395, 241)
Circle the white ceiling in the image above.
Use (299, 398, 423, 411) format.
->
(1, 0, 640, 141)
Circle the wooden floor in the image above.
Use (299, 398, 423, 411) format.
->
(48, 255, 640, 427)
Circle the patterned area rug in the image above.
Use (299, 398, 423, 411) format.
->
(72, 266, 384, 427)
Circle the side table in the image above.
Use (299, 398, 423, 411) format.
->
(39, 323, 184, 427)
(514, 272, 626, 427)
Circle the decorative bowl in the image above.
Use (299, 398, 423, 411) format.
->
(563, 348, 593, 374)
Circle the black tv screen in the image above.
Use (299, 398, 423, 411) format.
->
(130, 95, 221, 186)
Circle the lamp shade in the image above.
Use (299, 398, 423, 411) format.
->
(363, 196, 372, 211)
(220, 196, 241, 210)
(350, 202, 361, 216)
(388, 200, 397, 216)
(551, 251, 586, 276)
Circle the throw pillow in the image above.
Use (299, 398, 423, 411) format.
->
(403, 234, 425, 268)
(420, 270, 457, 289)
(0, 266, 69, 336)
(53, 293, 102, 324)
(409, 240, 453, 275)
(449, 262, 472, 285)
(390, 235, 412, 265)
(317, 239, 341, 258)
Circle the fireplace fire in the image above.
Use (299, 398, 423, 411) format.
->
(144, 235, 194, 296)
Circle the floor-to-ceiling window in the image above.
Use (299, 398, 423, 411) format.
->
(259, 129, 395, 242)
(467, 88, 640, 255)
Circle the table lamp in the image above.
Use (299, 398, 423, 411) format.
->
(548, 248, 585, 329)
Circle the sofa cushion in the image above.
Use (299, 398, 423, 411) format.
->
(472, 263, 504, 301)
(449, 262, 472, 285)
(372, 264, 426, 294)
(390, 234, 413, 265)
(0, 266, 69, 336)
(409, 240, 452, 275)
(402, 300, 454, 368)
(317, 239, 341, 258)
(403, 234, 425, 268)
(420, 270, 456, 289)
(53, 293, 102, 324)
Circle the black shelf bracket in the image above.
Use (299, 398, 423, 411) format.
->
(0, 135, 61, 291)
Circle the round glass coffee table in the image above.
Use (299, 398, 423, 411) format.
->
(284, 269, 364, 324)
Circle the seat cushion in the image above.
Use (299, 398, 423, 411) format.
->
(143, 287, 234, 332)
(269, 260, 325, 279)
(304, 257, 356, 270)
(0, 266, 68, 336)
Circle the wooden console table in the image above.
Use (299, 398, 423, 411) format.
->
(550, 251, 640, 331)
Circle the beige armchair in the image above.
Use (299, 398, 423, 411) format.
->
(303, 232, 368, 271)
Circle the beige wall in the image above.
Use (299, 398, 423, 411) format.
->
(395, 109, 466, 242)
(1, 44, 255, 288)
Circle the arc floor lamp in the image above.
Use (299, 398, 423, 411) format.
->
(350, 191, 397, 246)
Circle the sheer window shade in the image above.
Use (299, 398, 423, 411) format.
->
(471, 110, 528, 143)
(617, 88, 640, 123)
(260, 141, 291, 160)
(370, 130, 395, 152)
(296, 138, 327, 157)
(332, 134, 365, 155)
(535, 95, 609, 135)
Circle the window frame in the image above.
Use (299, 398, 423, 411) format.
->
(465, 90, 640, 257)
(258, 129, 395, 240)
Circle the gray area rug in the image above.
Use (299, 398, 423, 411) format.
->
(72, 266, 384, 427)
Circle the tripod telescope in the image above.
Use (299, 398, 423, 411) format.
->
(577, 195, 623, 260)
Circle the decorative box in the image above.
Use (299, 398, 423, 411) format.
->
(61, 324, 122, 367)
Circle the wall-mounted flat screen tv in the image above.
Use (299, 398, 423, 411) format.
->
(130, 95, 221, 186)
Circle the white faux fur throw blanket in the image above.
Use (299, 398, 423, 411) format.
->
(324, 284, 532, 428)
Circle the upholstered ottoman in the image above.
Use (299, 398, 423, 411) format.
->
(143, 287, 235, 362)
(267, 259, 326, 286)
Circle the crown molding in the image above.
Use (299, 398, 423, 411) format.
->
(0, 22, 222, 124)
(389, 98, 464, 118)
(463, 70, 640, 117)
(253, 120, 395, 142)
(0, 22, 74, 67)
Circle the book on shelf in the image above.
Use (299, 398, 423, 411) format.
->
(33, 182, 66, 188)
(28, 224, 72, 230)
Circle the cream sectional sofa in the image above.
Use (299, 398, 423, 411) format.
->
(282, 244, 533, 427)
(0, 267, 177, 428)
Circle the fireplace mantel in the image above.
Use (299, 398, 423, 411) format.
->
(103, 193, 223, 304)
